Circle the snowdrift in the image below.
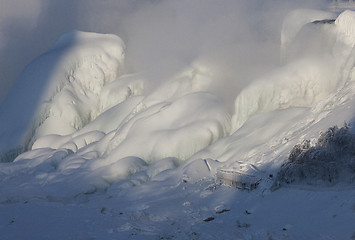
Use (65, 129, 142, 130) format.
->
(1, 10, 355, 202)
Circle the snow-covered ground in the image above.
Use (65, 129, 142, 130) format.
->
(0, 4, 355, 240)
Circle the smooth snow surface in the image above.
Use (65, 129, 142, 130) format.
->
(1, 7, 355, 240)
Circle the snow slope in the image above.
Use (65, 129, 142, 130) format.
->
(0, 8, 355, 240)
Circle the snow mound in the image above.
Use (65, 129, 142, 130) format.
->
(0, 30, 125, 162)
(231, 58, 337, 131)
(335, 9, 355, 47)
(101, 92, 230, 164)
(0, 30, 233, 200)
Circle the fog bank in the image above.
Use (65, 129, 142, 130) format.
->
(0, 0, 328, 104)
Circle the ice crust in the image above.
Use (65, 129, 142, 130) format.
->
(1, 10, 355, 201)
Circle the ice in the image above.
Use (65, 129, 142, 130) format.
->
(1, 6, 355, 240)
(231, 58, 337, 131)
(180, 158, 222, 183)
(335, 10, 355, 47)
(1, 10, 355, 200)
(0, 29, 234, 201)
(231, 9, 355, 132)
(146, 157, 179, 179)
(0, 30, 125, 162)
(103, 92, 230, 164)
(281, 9, 337, 61)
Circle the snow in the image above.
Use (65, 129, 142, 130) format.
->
(1, 6, 355, 240)
(281, 9, 337, 61)
(231, 58, 337, 131)
(336, 10, 355, 45)
(0, 30, 125, 162)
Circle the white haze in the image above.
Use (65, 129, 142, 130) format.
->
(0, 0, 328, 107)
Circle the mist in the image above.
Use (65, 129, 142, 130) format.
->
(0, 0, 328, 105)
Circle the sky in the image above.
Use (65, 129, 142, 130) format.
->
(0, 0, 328, 105)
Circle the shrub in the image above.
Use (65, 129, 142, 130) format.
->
(273, 124, 355, 188)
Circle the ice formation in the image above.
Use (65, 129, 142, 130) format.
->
(0, 30, 231, 200)
(0, 10, 355, 202)
(280, 9, 337, 61)
(0, 31, 125, 162)
(231, 9, 355, 131)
